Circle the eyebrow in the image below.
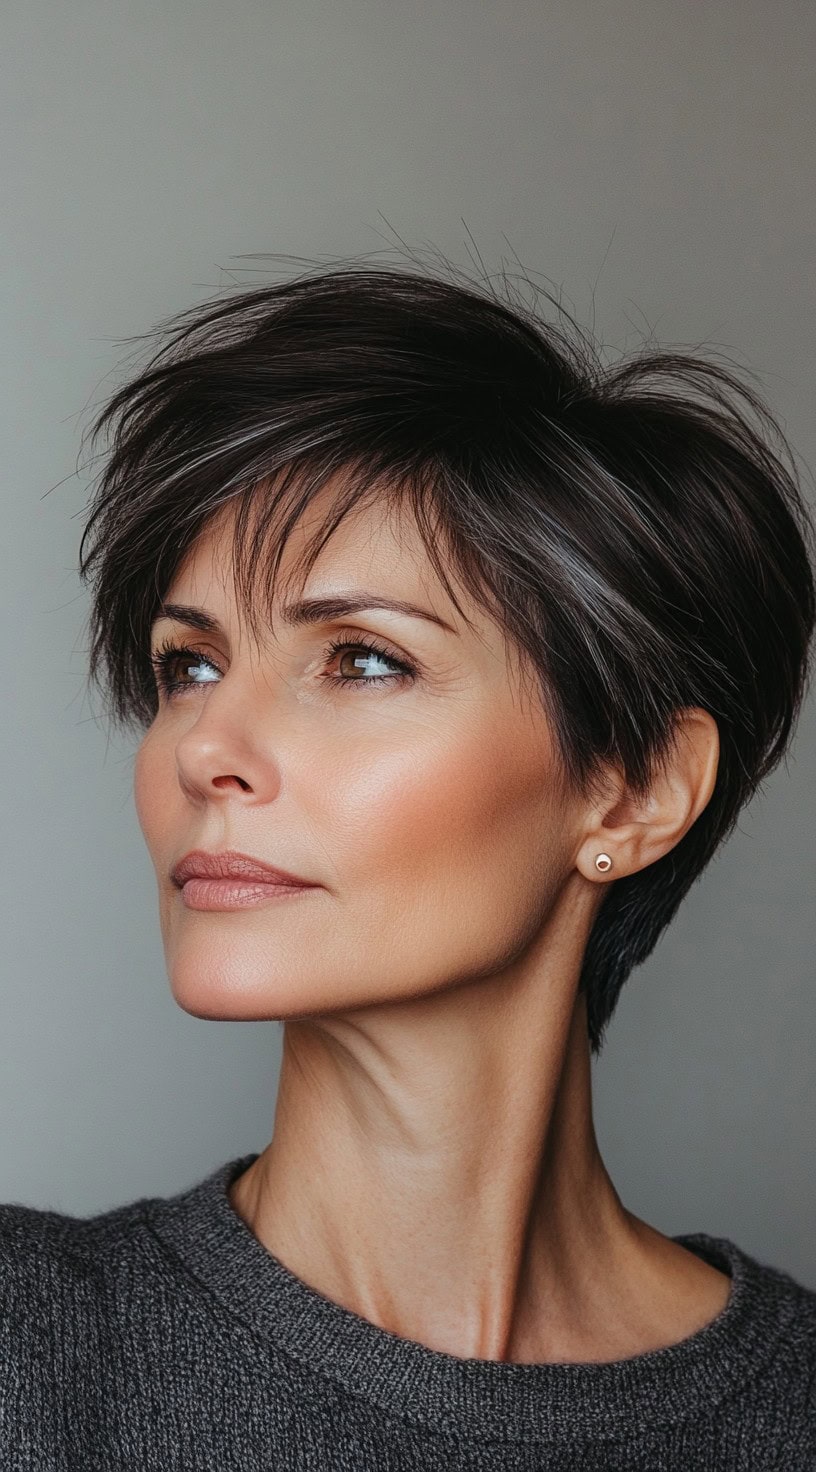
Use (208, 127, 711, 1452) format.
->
(150, 594, 459, 637)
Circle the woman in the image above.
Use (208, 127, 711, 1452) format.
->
(2, 263, 815, 1470)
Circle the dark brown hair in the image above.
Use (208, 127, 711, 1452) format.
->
(77, 260, 816, 1055)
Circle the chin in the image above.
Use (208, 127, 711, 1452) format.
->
(164, 953, 360, 1022)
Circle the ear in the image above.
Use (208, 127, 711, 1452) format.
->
(577, 708, 720, 882)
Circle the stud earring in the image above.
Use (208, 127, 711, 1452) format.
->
(594, 853, 612, 872)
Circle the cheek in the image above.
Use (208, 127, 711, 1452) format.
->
(295, 715, 564, 1003)
(317, 716, 554, 896)
(133, 731, 175, 849)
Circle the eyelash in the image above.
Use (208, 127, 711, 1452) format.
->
(148, 631, 417, 700)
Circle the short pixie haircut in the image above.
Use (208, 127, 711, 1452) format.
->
(77, 262, 816, 1056)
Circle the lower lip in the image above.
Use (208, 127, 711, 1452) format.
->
(178, 878, 318, 911)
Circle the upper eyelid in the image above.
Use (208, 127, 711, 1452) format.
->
(149, 624, 421, 667)
(149, 630, 419, 678)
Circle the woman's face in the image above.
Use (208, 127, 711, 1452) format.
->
(135, 487, 585, 1020)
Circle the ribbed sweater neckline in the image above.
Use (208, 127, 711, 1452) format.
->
(144, 1151, 799, 1444)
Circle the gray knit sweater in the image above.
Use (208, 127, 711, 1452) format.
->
(1, 1151, 815, 1470)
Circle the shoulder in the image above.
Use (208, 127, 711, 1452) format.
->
(0, 1192, 150, 1274)
(674, 1231, 816, 1433)
(0, 1191, 159, 1355)
(772, 1259, 816, 1348)
(759, 1264, 816, 1439)
(0, 1197, 88, 1289)
(0, 1189, 169, 1462)
(773, 1261, 816, 1352)
(678, 1229, 816, 1321)
(724, 1236, 816, 1435)
(732, 1237, 816, 1334)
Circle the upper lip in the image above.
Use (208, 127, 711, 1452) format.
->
(171, 850, 317, 888)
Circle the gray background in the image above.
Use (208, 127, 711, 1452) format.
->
(2, 1, 814, 1287)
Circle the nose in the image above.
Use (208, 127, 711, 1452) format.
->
(172, 677, 283, 807)
(176, 743, 261, 806)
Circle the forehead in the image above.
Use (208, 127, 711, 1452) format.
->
(166, 480, 464, 632)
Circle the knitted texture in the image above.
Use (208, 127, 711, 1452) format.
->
(1, 1151, 815, 1470)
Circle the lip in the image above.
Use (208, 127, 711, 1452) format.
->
(171, 849, 318, 889)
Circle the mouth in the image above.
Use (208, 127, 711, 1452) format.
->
(170, 849, 320, 912)
(171, 848, 317, 889)
(176, 875, 319, 913)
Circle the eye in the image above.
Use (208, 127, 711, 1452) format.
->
(321, 633, 417, 690)
(148, 631, 417, 700)
(149, 640, 222, 697)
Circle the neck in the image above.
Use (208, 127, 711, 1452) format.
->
(227, 940, 709, 1363)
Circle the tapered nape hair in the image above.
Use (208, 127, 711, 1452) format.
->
(77, 261, 816, 1056)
